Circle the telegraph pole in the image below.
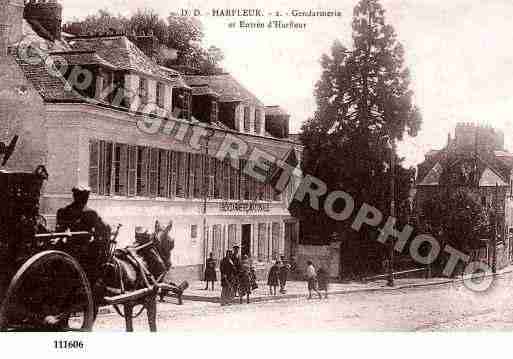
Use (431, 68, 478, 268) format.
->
(387, 139, 396, 287)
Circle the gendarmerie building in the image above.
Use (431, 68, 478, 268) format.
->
(0, 0, 302, 281)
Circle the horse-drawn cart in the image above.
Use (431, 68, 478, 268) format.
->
(0, 165, 187, 332)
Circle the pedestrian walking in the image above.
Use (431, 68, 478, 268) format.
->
(204, 252, 217, 290)
(306, 260, 322, 300)
(220, 250, 235, 306)
(267, 260, 280, 295)
(238, 254, 253, 304)
(317, 266, 329, 299)
(279, 256, 290, 294)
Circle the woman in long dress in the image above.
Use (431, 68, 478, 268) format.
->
(204, 252, 217, 290)
(238, 255, 253, 304)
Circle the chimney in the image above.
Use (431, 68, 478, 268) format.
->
(24, 0, 63, 41)
(0, 0, 24, 56)
(131, 35, 158, 59)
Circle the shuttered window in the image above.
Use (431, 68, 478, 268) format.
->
(194, 153, 203, 199)
(243, 106, 250, 132)
(240, 159, 249, 200)
(127, 145, 137, 197)
(258, 223, 267, 261)
(214, 159, 223, 199)
(148, 148, 159, 197)
(168, 151, 177, 198)
(213, 225, 223, 262)
(176, 151, 187, 198)
(272, 222, 280, 260)
(230, 164, 239, 200)
(158, 149, 169, 197)
(113, 143, 128, 196)
(223, 161, 230, 200)
(137, 146, 149, 196)
(188, 153, 195, 198)
(208, 158, 216, 199)
(89, 140, 99, 194)
(228, 224, 237, 249)
(254, 108, 261, 134)
(156, 82, 165, 108)
(97, 140, 112, 196)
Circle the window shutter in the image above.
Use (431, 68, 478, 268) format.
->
(243, 106, 250, 132)
(149, 147, 159, 197)
(223, 161, 230, 200)
(208, 157, 215, 199)
(168, 151, 177, 198)
(188, 153, 195, 198)
(127, 145, 137, 197)
(89, 140, 99, 194)
(214, 158, 223, 199)
(119, 143, 128, 196)
(176, 152, 187, 198)
(137, 146, 149, 196)
(104, 142, 113, 195)
(194, 153, 203, 199)
(258, 223, 267, 261)
(254, 109, 261, 134)
(272, 222, 280, 260)
(158, 149, 169, 197)
(230, 163, 238, 200)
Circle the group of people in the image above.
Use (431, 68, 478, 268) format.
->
(204, 246, 258, 305)
(266, 256, 291, 295)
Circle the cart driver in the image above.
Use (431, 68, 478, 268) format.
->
(56, 184, 110, 238)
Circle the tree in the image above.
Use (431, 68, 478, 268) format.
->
(420, 189, 490, 275)
(294, 0, 422, 253)
(64, 9, 224, 74)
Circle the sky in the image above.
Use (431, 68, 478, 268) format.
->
(60, 0, 513, 167)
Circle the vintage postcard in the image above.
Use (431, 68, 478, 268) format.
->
(0, 0, 512, 356)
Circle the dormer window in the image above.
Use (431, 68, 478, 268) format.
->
(255, 108, 262, 134)
(211, 99, 218, 123)
(243, 106, 250, 132)
(156, 82, 165, 108)
(139, 78, 148, 104)
(172, 88, 191, 120)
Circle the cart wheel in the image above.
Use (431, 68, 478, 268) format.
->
(0, 251, 94, 331)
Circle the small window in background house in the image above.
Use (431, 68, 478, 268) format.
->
(156, 82, 165, 108)
(243, 106, 250, 132)
(191, 224, 198, 239)
(139, 78, 148, 104)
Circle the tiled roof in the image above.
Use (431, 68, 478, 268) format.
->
(68, 35, 176, 81)
(184, 74, 263, 105)
(49, 51, 117, 69)
(265, 105, 289, 117)
(14, 52, 85, 102)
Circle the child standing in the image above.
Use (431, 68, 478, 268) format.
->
(306, 260, 322, 299)
(267, 260, 280, 296)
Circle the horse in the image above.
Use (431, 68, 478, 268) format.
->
(100, 219, 174, 332)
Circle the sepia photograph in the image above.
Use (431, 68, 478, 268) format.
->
(1, 0, 513, 354)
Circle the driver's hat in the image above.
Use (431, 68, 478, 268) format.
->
(135, 226, 148, 235)
(72, 183, 91, 193)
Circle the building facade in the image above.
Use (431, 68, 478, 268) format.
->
(0, 0, 302, 281)
(416, 123, 513, 270)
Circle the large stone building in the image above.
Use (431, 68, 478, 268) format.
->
(416, 123, 513, 270)
(0, 0, 302, 281)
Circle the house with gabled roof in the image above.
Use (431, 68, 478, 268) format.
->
(0, 0, 303, 281)
(416, 123, 513, 269)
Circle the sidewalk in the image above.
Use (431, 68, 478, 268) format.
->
(97, 264, 513, 316)
(180, 263, 513, 304)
